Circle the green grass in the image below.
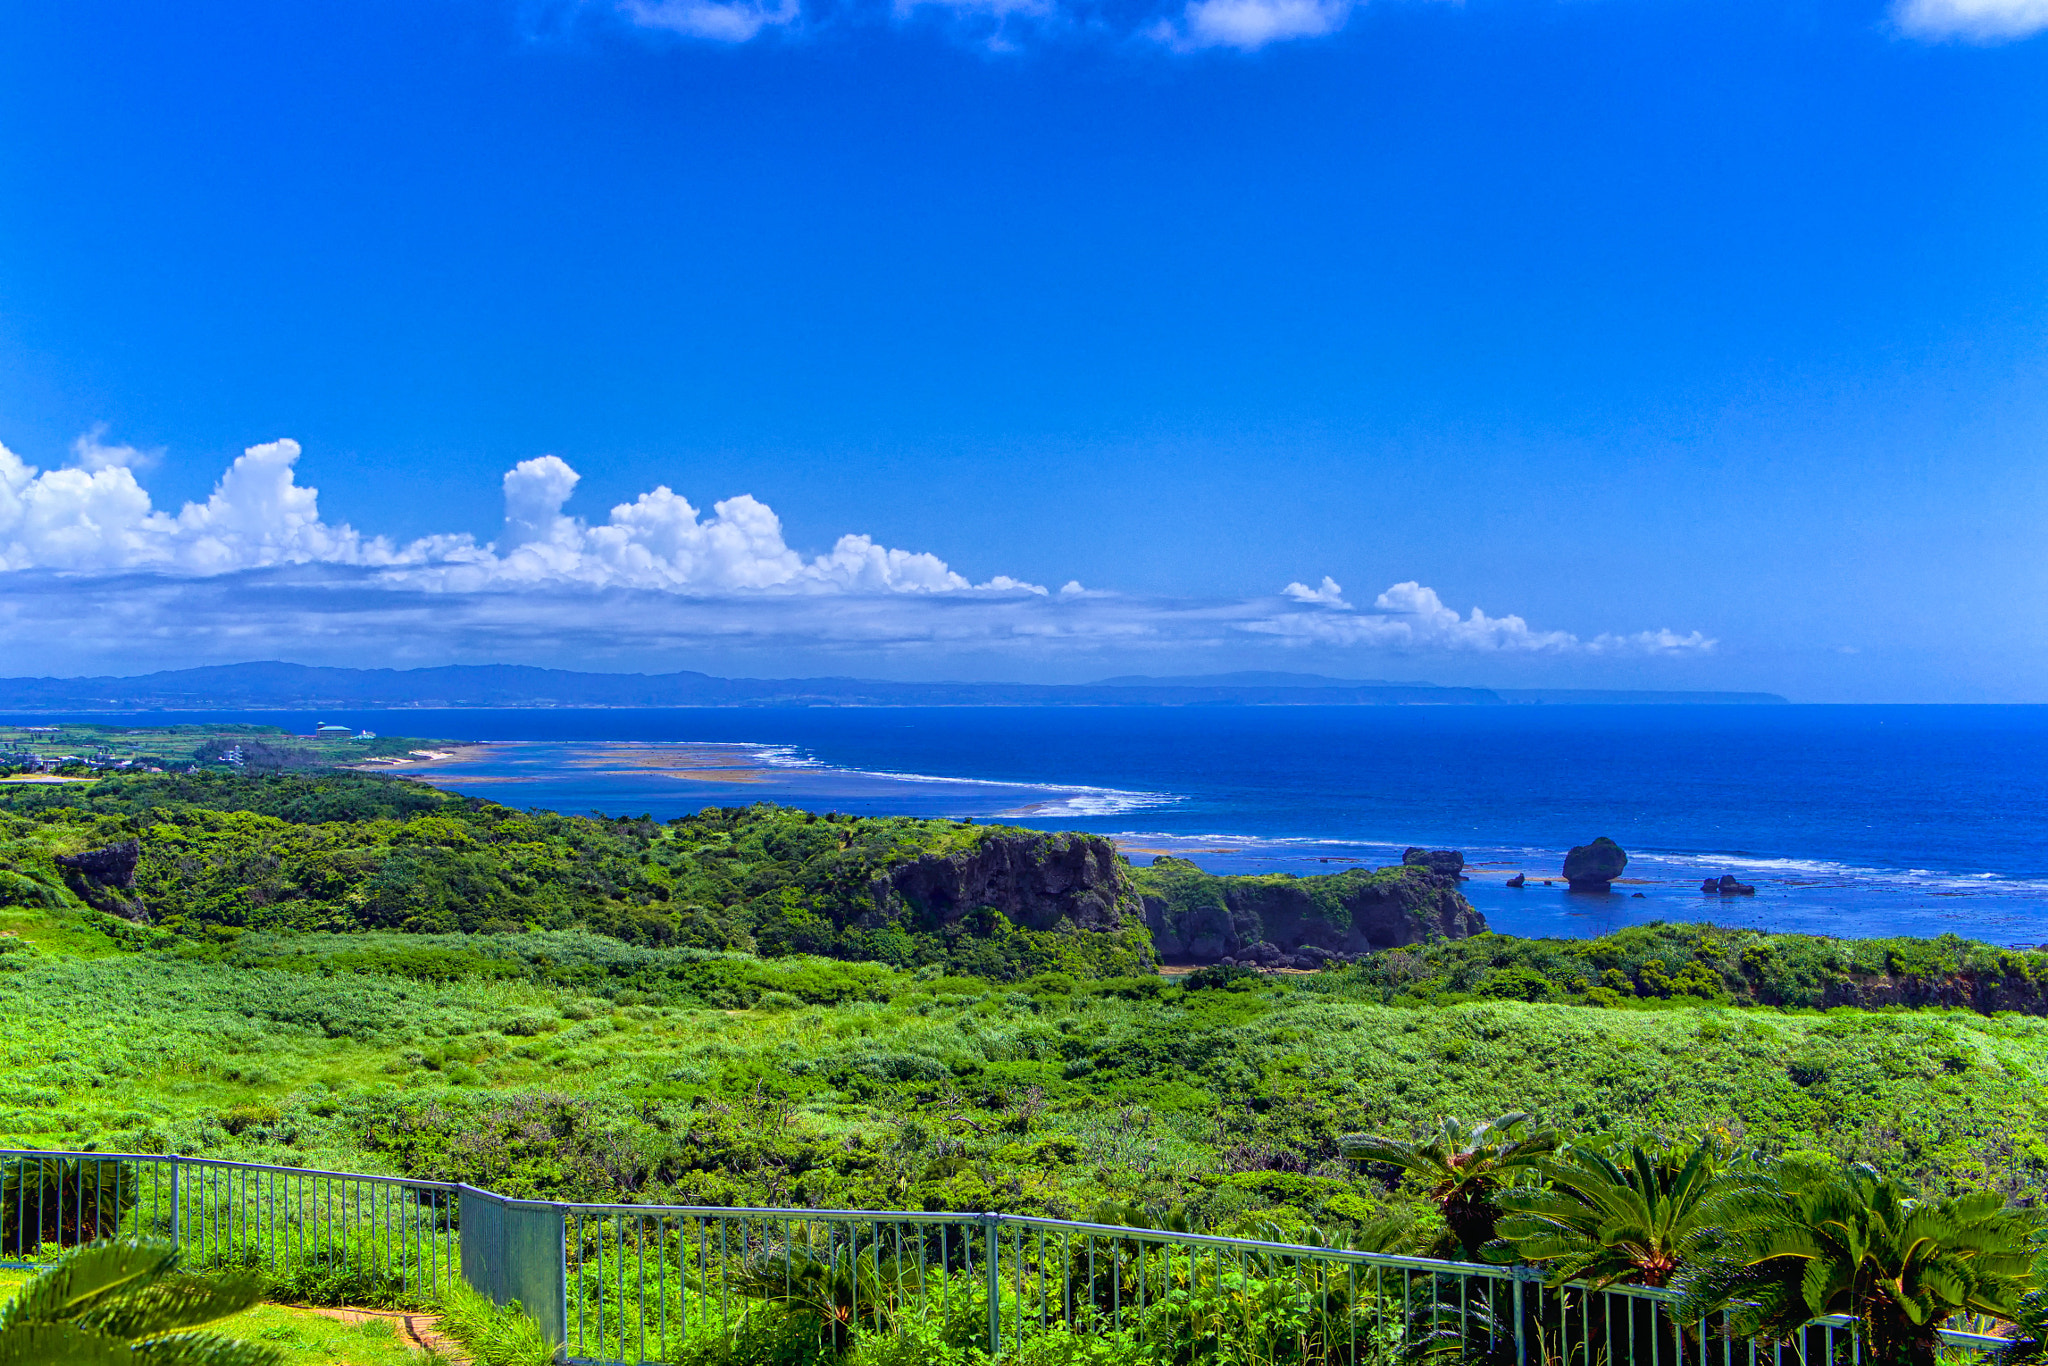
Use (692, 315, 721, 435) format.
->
(4, 906, 2046, 1231)
(0, 1270, 434, 1366)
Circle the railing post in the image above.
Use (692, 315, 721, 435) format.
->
(1512, 1265, 1535, 1366)
(983, 1212, 1001, 1359)
(167, 1156, 181, 1252)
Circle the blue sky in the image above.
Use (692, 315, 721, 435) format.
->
(1, 0, 2045, 699)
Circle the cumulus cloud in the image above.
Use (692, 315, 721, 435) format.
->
(1893, 0, 2048, 37)
(0, 434, 1037, 595)
(1151, 0, 1352, 49)
(1282, 575, 1350, 607)
(0, 431, 1715, 669)
(1249, 579, 1713, 656)
(70, 425, 161, 474)
(618, 0, 801, 40)
(0, 436, 400, 573)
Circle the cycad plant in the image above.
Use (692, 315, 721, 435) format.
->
(1, 1159, 139, 1256)
(0, 1237, 279, 1365)
(1672, 1162, 2038, 1366)
(1341, 1113, 1558, 1260)
(2004, 1246, 2048, 1363)
(729, 1228, 919, 1353)
(1487, 1135, 1748, 1287)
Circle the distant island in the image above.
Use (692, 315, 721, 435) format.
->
(0, 661, 1789, 710)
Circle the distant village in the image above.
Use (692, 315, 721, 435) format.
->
(0, 724, 381, 777)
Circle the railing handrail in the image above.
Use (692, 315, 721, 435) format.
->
(0, 1148, 2016, 1357)
(0, 1148, 458, 1191)
(5, 1149, 1507, 1278)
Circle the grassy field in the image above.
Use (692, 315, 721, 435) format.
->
(5, 908, 2046, 1240)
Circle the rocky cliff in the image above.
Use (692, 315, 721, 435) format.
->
(869, 831, 1142, 935)
(1132, 856, 1486, 967)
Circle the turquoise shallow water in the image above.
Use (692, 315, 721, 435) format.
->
(9, 704, 2047, 946)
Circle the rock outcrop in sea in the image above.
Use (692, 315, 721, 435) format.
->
(1402, 848, 1467, 878)
(1563, 836, 1629, 890)
(1702, 874, 1757, 895)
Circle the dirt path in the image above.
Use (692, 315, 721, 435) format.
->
(296, 1306, 469, 1362)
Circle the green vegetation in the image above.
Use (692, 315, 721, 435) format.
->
(0, 774, 1149, 976)
(0, 724, 430, 777)
(4, 916, 2048, 1231)
(2, 769, 2046, 1361)
(0, 1238, 276, 1365)
(1338, 1114, 1556, 1259)
(1665, 1162, 2036, 1366)
(429, 1281, 556, 1366)
(0, 1267, 440, 1366)
(1488, 1133, 1734, 1287)
(1351, 922, 2048, 1012)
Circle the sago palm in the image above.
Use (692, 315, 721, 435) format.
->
(1, 1159, 139, 1255)
(1672, 1162, 2037, 1366)
(0, 1237, 279, 1366)
(729, 1230, 917, 1352)
(1487, 1135, 1749, 1287)
(1340, 1112, 1558, 1261)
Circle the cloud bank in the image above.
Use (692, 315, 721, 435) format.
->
(585, 0, 2048, 55)
(1893, 0, 2048, 38)
(0, 433, 1713, 671)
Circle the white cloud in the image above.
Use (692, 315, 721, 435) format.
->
(1248, 578, 1714, 656)
(1589, 627, 1715, 656)
(0, 433, 1037, 596)
(1151, 0, 1352, 49)
(69, 425, 161, 474)
(1282, 575, 1350, 607)
(0, 431, 1715, 668)
(0, 436, 400, 573)
(1894, 0, 2048, 38)
(604, 0, 2048, 50)
(618, 0, 800, 40)
(612, 0, 1352, 49)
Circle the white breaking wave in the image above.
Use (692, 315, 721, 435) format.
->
(1107, 831, 2048, 899)
(667, 739, 1181, 814)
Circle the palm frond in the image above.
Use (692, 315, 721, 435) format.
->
(0, 1239, 178, 1332)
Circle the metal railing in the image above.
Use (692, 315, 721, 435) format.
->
(0, 1150, 2013, 1365)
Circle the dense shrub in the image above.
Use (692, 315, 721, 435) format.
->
(0, 780, 1143, 979)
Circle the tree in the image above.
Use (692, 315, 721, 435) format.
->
(1340, 1112, 1559, 1261)
(1486, 1135, 1749, 1288)
(1672, 1162, 2037, 1366)
(0, 1237, 278, 1365)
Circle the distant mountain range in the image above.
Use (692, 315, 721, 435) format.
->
(0, 662, 1789, 710)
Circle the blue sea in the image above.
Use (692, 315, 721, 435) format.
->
(14, 705, 2048, 947)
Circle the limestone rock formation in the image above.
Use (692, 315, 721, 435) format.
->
(54, 838, 146, 920)
(55, 839, 140, 888)
(1702, 874, 1756, 895)
(1139, 857, 1485, 966)
(1402, 848, 1466, 879)
(871, 832, 1138, 935)
(1562, 837, 1628, 890)
(866, 831, 1487, 971)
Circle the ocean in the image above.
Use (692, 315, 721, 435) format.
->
(13, 704, 2047, 947)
